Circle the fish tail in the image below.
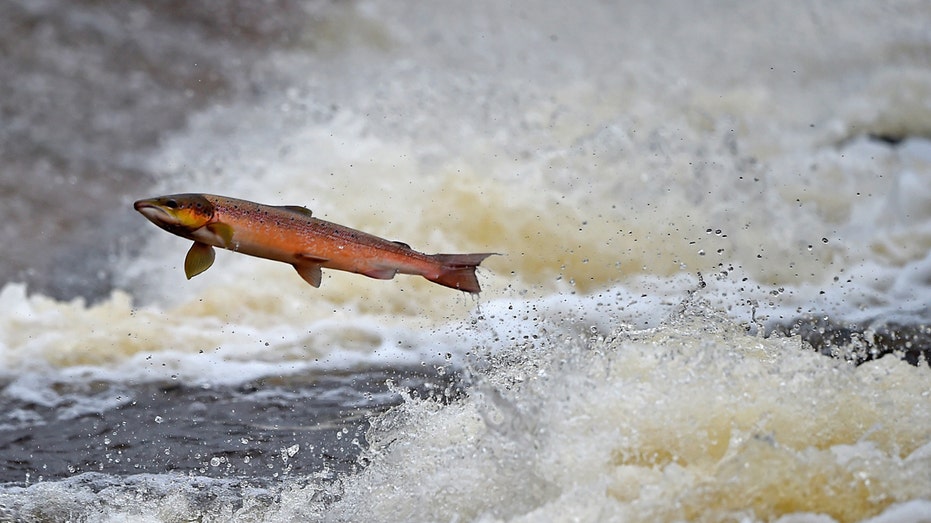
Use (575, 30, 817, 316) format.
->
(428, 253, 496, 293)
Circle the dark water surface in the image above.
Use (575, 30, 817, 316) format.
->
(0, 367, 461, 487)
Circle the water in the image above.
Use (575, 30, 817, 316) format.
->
(1, 1, 930, 521)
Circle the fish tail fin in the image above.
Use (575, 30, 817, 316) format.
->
(427, 253, 497, 293)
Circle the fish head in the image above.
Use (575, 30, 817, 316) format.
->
(134, 194, 216, 234)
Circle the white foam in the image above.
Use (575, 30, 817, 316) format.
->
(861, 501, 931, 523)
(319, 304, 931, 522)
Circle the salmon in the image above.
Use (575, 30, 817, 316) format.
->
(133, 193, 495, 293)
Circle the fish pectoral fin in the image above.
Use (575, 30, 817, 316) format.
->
(185, 242, 216, 279)
(294, 264, 323, 288)
(206, 222, 235, 248)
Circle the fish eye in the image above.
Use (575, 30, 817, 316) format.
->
(165, 199, 179, 209)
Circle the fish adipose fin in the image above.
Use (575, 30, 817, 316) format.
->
(428, 253, 497, 293)
(185, 242, 216, 279)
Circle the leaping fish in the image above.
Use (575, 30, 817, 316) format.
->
(133, 193, 495, 293)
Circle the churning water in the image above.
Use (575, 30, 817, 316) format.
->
(1, 1, 931, 521)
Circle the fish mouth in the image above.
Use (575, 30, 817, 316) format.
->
(134, 199, 174, 225)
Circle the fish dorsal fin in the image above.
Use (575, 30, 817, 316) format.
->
(206, 222, 235, 248)
(185, 242, 216, 279)
(278, 205, 314, 218)
(294, 263, 323, 287)
(392, 241, 412, 250)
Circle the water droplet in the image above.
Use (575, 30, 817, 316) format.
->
(154, 416, 163, 424)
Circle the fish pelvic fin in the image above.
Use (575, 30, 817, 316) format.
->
(427, 253, 497, 293)
(294, 263, 323, 287)
(185, 242, 216, 279)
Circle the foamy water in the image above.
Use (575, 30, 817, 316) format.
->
(1, 1, 930, 521)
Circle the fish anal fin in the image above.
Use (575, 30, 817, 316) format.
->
(294, 263, 323, 287)
(363, 267, 398, 280)
(278, 205, 314, 218)
(206, 222, 235, 248)
(185, 242, 216, 279)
